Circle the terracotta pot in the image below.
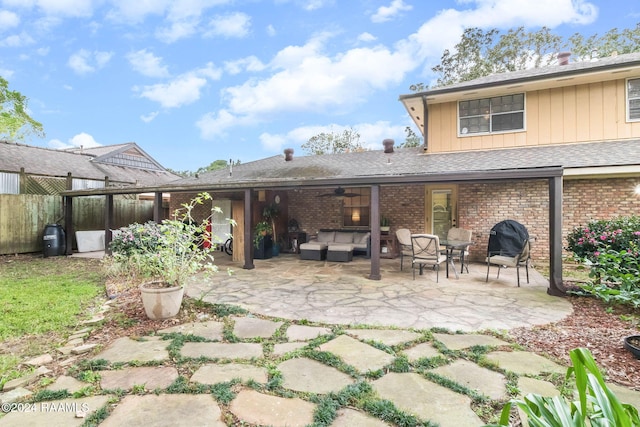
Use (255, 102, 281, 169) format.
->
(139, 282, 184, 320)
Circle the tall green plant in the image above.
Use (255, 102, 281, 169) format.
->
(486, 348, 640, 427)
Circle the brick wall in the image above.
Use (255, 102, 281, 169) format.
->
(169, 178, 640, 264)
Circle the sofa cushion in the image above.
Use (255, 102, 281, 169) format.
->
(317, 231, 335, 243)
(334, 231, 354, 243)
(354, 232, 370, 244)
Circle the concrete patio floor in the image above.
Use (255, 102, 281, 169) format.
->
(188, 253, 573, 332)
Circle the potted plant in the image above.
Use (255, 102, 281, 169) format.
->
(106, 192, 227, 320)
(262, 202, 280, 256)
(624, 335, 640, 359)
(253, 221, 273, 259)
(380, 216, 391, 234)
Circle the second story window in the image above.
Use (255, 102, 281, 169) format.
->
(458, 94, 525, 136)
(627, 78, 640, 121)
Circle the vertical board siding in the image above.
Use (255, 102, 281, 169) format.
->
(428, 78, 640, 152)
(0, 195, 155, 255)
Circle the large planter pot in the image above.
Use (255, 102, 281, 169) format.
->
(139, 282, 185, 320)
(254, 235, 273, 259)
(624, 335, 640, 359)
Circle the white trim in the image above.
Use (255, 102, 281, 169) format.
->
(626, 77, 640, 122)
(563, 165, 640, 179)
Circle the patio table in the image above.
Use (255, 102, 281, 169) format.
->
(440, 239, 473, 279)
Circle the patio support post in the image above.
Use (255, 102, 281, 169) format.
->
(63, 196, 73, 255)
(105, 194, 114, 255)
(547, 175, 566, 296)
(369, 184, 381, 280)
(153, 192, 163, 222)
(243, 188, 255, 270)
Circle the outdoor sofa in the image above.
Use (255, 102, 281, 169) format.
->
(299, 229, 371, 261)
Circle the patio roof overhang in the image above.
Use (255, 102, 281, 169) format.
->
(59, 164, 567, 298)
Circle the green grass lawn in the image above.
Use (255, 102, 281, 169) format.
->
(0, 255, 104, 387)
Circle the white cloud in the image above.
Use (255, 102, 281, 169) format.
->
(141, 111, 159, 122)
(224, 56, 266, 75)
(204, 12, 251, 38)
(14, 0, 96, 17)
(259, 133, 287, 151)
(0, 32, 35, 47)
(0, 68, 14, 79)
(67, 49, 114, 75)
(135, 63, 221, 108)
(371, 0, 413, 23)
(155, 18, 199, 43)
(357, 32, 377, 43)
(0, 10, 20, 29)
(127, 49, 170, 78)
(266, 24, 276, 37)
(49, 132, 101, 149)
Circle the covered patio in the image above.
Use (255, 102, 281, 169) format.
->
(188, 252, 573, 332)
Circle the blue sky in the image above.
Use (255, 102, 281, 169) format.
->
(1, 0, 638, 172)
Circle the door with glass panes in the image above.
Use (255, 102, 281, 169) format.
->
(425, 185, 458, 240)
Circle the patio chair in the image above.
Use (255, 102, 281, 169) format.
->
(395, 228, 413, 271)
(411, 234, 447, 282)
(445, 227, 473, 273)
(486, 238, 531, 287)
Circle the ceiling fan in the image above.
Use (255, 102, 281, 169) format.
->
(317, 187, 358, 198)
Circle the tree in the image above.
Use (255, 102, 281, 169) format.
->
(301, 128, 365, 155)
(420, 24, 640, 90)
(399, 126, 422, 148)
(0, 76, 44, 141)
(195, 159, 229, 175)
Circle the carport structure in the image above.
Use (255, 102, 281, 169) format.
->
(61, 144, 568, 297)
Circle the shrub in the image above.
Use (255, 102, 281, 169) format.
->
(566, 215, 640, 262)
(566, 216, 640, 307)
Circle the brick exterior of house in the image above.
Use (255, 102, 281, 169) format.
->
(168, 177, 639, 266)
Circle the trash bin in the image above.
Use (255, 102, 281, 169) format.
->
(43, 224, 66, 257)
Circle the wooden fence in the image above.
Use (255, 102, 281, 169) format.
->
(0, 194, 155, 255)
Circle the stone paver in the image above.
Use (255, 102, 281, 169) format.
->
(229, 389, 315, 427)
(0, 387, 32, 404)
(608, 383, 640, 410)
(346, 329, 422, 346)
(279, 357, 354, 394)
(158, 320, 224, 340)
(99, 394, 225, 427)
(272, 342, 307, 357)
(518, 376, 560, 398)
(485, 351, 566, 375)
(402, 342, 440, 362)
(332, 408, 391, 426)
(99, 366, 179, 390)
(190, 363, 268, 384)
(24, 354, 53, 366)
(45, 375, 86, 394)
(434, 333, 510, 350)
(431, 359, 507, 400)
(319, 335, 395, 372)
(0, 396, 109, 427)
(286, 324, 331, 341)
(232, 316, 283, 338)
(93, 336, 169, 363)
(372, 372, 484, 426)
(181, 342, 263, 359)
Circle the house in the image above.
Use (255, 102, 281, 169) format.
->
(0, 141, 180, 254)
(61, 52, 640, 296)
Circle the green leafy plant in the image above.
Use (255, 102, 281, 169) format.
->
(486, 348, 640, 427)
(253, 221, 273, 248)
(566, 215, 640, 262)
(106, 192, 231, 288)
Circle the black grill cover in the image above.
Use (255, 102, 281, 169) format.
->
(487, 220, 529, 257)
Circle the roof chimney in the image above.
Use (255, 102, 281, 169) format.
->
(382, 138, 394, 153)
(557, 51, 571, 66)
(284, 148, 294, 161)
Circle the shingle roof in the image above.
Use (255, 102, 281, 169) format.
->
(176, 139, 640, 187)
(0, 141, 180, 186)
